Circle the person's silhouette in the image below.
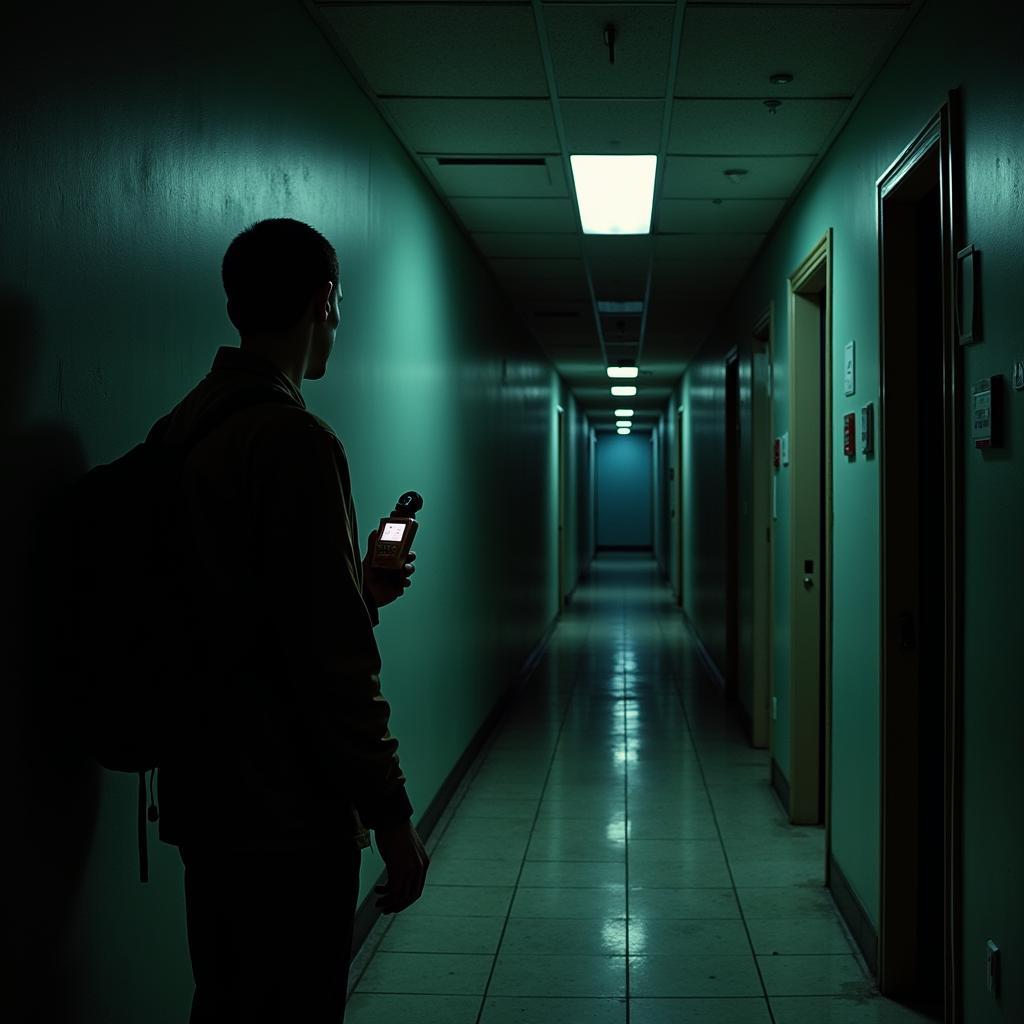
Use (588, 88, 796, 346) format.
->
(154, 219, 428, 1022)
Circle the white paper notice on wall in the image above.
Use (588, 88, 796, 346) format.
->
(844, 340, 856, 397)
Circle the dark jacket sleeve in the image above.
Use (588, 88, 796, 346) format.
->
(252, 411, 413, 829)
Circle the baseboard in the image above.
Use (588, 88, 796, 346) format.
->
(681, 608, 726, 691)
(596, 545, 654, 552)
(829, 851, 879, 977)
(771, 756, 791, 813)
(350, 606, 561, 963)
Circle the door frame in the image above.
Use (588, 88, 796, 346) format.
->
(724, 348, 741, 705)
(557, 404, 566, 611)
(676, 405, 684, 608)
(751, 305, 774, 750)
(876, 96, 963, 1017)
(786, 230, 833, 828)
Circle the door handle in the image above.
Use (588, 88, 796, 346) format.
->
(803, 576, 814, 590)
(896, 611, 916, 651)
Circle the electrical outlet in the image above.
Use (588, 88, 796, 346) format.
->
(987, 940, 1000, 996)
(771, 696, 778, 721)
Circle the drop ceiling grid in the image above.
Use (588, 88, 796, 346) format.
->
(310, 0, 915, 423)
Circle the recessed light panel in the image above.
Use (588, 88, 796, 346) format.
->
(617, 427, 631, 435)
(607, 366, 639, 379)
(570, 155, 657, 235)
(611, 385, 637, 397)
(614, 408, 634, 417)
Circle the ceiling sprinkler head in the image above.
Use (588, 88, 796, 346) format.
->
(723, 168, 749, 183)
(769, 72, 794, 85)
(764, 99, 783, 115)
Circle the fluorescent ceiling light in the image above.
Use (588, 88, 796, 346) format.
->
(610, 385, 637, 397)
(614, 408, 634, 417)
(616, 420, 633, 428)
(607, 366, 639, 379)
(617, 427, 631, 435)
(570, 155, 657, 235)
(597, 300, 644, 315)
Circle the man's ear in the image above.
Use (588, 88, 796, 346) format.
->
(315, 281, 335, 322)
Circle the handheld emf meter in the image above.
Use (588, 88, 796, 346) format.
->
(370, 491, 423, 570)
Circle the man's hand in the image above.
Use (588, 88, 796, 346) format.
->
(374, 819, 429, 914)
(363, 529, 417, 609)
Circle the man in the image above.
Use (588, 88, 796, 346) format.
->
(155, 218, 428, 1021)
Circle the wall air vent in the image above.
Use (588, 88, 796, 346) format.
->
(437, 158, 547, 167)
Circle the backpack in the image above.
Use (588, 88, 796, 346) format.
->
(67, 389, 292, 881)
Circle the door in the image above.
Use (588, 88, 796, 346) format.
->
(557, 406, 565, 611)
(751, 308, 773, 749)
(676, 407, 684, 607)
(877, 100, 962, 1017)
(785, 232, 833, 826)
(725, 351, 740, 703)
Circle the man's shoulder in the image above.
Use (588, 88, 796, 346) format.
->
(248, 404, 345, 460)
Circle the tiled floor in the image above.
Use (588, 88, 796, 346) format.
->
(346, 555, 936, 1024)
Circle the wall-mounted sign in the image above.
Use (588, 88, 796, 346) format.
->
(971, 376, 1002, 448)
(957, 244, 981, 345)
(844, 341, 856, 397)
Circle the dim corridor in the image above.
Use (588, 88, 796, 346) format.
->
(345, 555, 933, 1024)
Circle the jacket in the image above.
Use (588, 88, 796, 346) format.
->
(154, 345, 413, 851)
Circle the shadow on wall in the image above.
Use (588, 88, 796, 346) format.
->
(0, 288, 99, 1021)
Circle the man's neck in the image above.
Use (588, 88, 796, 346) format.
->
(239, 333, 309, 391)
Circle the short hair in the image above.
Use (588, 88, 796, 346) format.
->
(222, 218, 339, 334)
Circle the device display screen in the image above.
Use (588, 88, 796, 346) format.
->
(381, 522, 406, 542)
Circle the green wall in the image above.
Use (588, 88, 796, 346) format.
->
(0, 2, 591, 1020)
(672, 0, 1023, 1018)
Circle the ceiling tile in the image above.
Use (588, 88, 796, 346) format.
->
(656, 197, 786, 233)
(426, 157, 568, 198)
(474, 233, 582, 259)
(451, 196, 578, 233)
(583, 234, 652, 279)
(590, 260, 648, 301)
(662, 155, 815, 198)
(499, 275, 592, 303)
(675, 6, 908, 98)
(561, 99, 664, 154)
(669, 98, 849, 155)
(384, 99, 559, 153)
(603, 314, 641, 342)
(653, 257, 749, 293)
(654, 233, 764, 261)
(490, 257, 587, 283)
(544, 4, 676, 98)
(319, 4, 547, 97)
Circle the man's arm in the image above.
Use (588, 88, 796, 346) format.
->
(253, 412, 411, 828)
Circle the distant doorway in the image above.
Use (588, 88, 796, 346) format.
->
(596, 431, 653, 551)
(676, 407, 684, 607)
(782, 231, 833, 828)
(724, 350, 740, 704)
(751, 308, 773, 750)
(557, 406, 566, 611)
(877, 99, 962, 1019)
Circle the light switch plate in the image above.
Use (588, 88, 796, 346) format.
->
(1013, 361, 1024, 391)
(844, 340, 856, 397)
(780, 432, 790, 466)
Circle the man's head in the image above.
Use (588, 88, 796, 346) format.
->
(222, 218, 341, 381)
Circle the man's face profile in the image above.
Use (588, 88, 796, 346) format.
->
(306, 283, 341, 380)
